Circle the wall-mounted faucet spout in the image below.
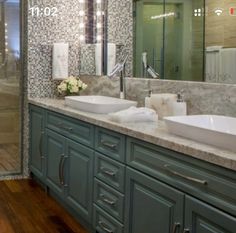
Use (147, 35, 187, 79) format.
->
(108, 55, 128, 99)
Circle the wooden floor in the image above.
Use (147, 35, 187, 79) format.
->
(0, 144, 20, 174)
(0, 179, 89, 233)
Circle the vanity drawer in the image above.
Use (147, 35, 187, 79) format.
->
(95, 153, 125, 192)
(45, 110, 94, 147)
(95, 127, 125, 162)
(94, 178, 124, 222)
(127, 137, 236, 217)
(93, 204, 123, 233)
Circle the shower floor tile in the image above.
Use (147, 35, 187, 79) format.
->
(0, 144, 20, 174)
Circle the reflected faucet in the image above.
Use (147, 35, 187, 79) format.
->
(108, 55, 128, 99)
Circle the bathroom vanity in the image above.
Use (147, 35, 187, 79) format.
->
(29, 99, 236, 233)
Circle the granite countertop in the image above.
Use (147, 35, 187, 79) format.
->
(28, 98, 236, 171)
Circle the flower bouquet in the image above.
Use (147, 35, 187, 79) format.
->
(57, 76, 87, 96)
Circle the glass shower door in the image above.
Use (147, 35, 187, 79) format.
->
(134, 0, 164, 78)
(164, 0, 205, 81)
(0, 0, 21, 175)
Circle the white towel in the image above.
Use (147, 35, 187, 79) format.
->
(206, 46, 222, 52)
(205, 48, 221, 82)
(52, 43, 69, 80)
(109, 106, 158, 123)
(219, 48, 236, 83)
(95, 43, 117, 75)
(95, 43, 102, 76)
(107, 43, 116, 75)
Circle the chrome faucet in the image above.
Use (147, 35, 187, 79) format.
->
(108, 55, 128, 99)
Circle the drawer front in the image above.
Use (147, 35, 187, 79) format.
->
(94, 178, 124, 222)
(46, 110, 94, 147)
(95, 127, 125, 162)
(95, 153, 125, 192)
(127, 137, 236, 217)
(93, 204, 123, 233)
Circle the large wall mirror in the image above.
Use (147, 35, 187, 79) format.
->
(103, 0, 236, 84)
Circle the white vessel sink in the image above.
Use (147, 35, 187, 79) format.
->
(164, 115, 236, 152)
(65, 95, 137, 114)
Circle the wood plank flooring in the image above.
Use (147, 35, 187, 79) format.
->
(0, 144, 20, 174)
(0, 179, 89, 233)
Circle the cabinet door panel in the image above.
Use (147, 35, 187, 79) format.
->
(29, 105, 45, 179)
(65, 139, 94, 222)
(125, 167, 184, 233)
(45, 129, 65, 197)
(185, 196, 236, 233)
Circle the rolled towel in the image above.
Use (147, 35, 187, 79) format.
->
(108, 106, 158, 123)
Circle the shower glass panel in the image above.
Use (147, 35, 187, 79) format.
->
(134, 0, 205, 81)
(0, 0, 21, 175)
(134, 0, 164, 78)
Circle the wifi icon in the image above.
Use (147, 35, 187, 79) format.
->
(214, 8, 223, 16)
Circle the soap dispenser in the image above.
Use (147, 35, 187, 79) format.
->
(145, 90, 152, 108)
(172, 93, 187, 116)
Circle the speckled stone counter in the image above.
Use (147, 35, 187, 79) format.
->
(28, 98, 236, 172)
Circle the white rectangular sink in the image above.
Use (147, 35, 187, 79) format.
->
(65, 95, 137, 114)
(164, 115, 236, 152)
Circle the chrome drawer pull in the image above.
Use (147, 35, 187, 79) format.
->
(98, 221, 113, 233)
(59, 154, 64, 185)
(164, 165, 207, 185)
(61, 155, 68, 186)
(39, 131, 44, 159)
(101, 140, 117, 149)
(101, 167, 116, 177)
(100, 194, 116, 205)
(183, 229, 190, 233)
(172, 222, 180, 233)
(57, 122, 73, 132)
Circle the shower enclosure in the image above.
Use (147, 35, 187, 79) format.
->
(0, 0, 21, 175)
(134, 0, 205, 81)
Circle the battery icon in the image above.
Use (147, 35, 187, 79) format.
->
(230, 7, 236, 16)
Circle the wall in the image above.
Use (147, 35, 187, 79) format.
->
(206, 0, 236, 48)
(81, 76, 236, 118)
(27, 0, 132, 97)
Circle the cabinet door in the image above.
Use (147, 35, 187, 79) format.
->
(29, 105, 45, 179)
(184, 196, 236, 233)
(45, 129, 65, 197)
(65, 139, 94, 222)
(125, 167, 184, 233)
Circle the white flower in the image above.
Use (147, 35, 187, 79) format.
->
(57, 76, 87, 95)
(82, 83, 87, 90)
(70, 85, 79, 93)
(57, 82, 67, 93)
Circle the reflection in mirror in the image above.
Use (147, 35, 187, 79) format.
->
(105, 0, 236, 84)
(79, 0, 106, 76)
(133, 0, 205, 81)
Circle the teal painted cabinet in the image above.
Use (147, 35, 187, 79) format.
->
(29, 105, 45, 180)
(45, 129, 66, 198)
(65, 139, 94, 222)
(125, 167, 184, 233)
(184, 196, 236, 233)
